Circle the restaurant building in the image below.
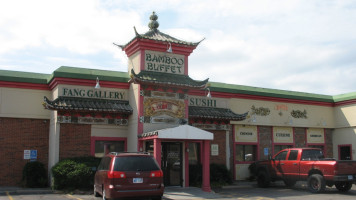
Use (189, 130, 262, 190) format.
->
(0, 12, 355, 190)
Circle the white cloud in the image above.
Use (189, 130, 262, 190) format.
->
(0, 0, 356, 95)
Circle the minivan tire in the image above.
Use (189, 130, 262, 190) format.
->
(152, 195, 163, 200)
(94, 185, 100, 197)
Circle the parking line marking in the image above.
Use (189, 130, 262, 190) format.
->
(66, 194, 83, 200)
(5, 192, 13, 200)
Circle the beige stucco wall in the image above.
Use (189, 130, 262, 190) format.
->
(0, 87, 51, 119)
(332, 127, 356, 159)
(230, 98, 335, 128)
(334, 104, 356, 128)
(91, 125, 129, 138)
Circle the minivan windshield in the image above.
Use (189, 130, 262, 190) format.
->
(114, 156, 160, 171)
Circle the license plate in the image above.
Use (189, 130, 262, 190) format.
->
(133, 178, 143, 183)
(348, 175, 353, 180)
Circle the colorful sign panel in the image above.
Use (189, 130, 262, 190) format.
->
(235, 125, 258, 143)
(145, 50, 185, 74)
(307, 128, 325, 144)
(273, 127, 294, 144)
(143, 97, 185, 118)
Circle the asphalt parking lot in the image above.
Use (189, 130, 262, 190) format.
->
(1, 181, 355, 200)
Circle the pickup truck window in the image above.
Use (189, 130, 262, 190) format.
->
(301, 149, 324, 160)
(274, 151, 288, 160)
(288, 150, 298, 160)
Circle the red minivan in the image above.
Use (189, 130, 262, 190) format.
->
(94, 152, 164, 200)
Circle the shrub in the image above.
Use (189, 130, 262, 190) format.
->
(210, 163, 232, 185)
(51, 156, 101, 190)
(189, 164, 202, 186)
(22, 161, 47, 188)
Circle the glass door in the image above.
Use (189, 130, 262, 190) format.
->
(161, 142, 182, 186)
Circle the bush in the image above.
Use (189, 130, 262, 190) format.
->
(189, 164, 202, 186)
(210, 163, 232, 185)
(51, 156, 101, 190)
(189, 163, 233, 187)
(22, 161, 47, 188)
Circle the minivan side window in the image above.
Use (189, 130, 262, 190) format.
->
(98, 157, 111, 170)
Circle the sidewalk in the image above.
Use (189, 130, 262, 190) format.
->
(0, 181, 256, 199)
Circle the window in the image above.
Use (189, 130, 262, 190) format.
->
(274, 145, 292, 154)
(113, 156, 160, 171)
(95, 140, 125, 158)
(235, 145, 257, 162)
(301, 149, 324, 160)
(288, 150, 298, 160)
(188, 143, 200, 165)
(274, 151, 288, 160)
(98, 157, 111, 171)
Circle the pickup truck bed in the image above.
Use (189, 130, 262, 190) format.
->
(253, 148, 356, 193)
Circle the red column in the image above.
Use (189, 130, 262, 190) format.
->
(185, 142, 189, 187)
(201, 140, 211, 192)
(153, 139, 162, 168)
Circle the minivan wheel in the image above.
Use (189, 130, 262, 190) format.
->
(152, 195, 162, 200)
(94, 185, 100, 197)
(102, 189, 109, 200)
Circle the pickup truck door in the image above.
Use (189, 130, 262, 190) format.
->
(282, 150, 300, 179)
(272, 150, 288, 177)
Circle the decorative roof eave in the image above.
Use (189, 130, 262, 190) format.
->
(189, 106, 248, 121)
(114, 12, 204, 57)
(43, 96, 133, 114)
(129, 69, 209, 89)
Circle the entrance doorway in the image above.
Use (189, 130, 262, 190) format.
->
(339, 145, 352, 160)
(161, 142, 182, 186)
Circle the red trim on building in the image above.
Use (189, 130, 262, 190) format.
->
(0, 81, 50, 90)
(123, 39, 197, 57)
(334, 99, 356, 106)
(189, 90, 335, 107)
(49, 77, 130, 90)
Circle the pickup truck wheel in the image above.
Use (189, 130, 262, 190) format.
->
(307, 174, 325, 193)
(335, 181, 352, 192)
(257, 170, 270, 188)
(283, 179, 296, 187)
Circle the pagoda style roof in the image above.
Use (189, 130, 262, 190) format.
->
(130, 69, 209, 89)
(118, 11, 203, 49)
(189, 106, 248, 121)
(43, 96, 133, 114)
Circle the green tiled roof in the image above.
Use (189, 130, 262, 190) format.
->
(119, 12, 202, 49)
(0, 69, 50, 84)
(43, 96, 133, 113)
(209, 82, 335, 103)
(130, 69, 208, 89)
(189, 106, 248, 121)
(49, 66, 130, 83)
(332, 92, 356, 102)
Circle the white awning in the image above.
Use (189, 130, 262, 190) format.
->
(141, 125, 214, 140)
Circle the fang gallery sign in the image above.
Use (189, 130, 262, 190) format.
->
(61, 88, 125, 100)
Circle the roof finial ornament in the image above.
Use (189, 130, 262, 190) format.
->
(148, 11, 159, 30)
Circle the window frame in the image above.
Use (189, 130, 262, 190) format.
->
(91, 136, 127, 157)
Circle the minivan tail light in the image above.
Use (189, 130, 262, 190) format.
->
(108, 171, 126, 179)
(150, 170, 163, 177)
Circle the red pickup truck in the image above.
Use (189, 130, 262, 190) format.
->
(253, 148, 356, 193)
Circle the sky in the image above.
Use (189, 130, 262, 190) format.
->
(1, 0, 356, 96)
